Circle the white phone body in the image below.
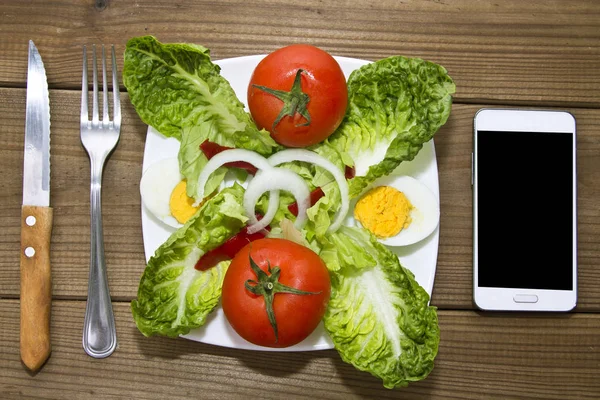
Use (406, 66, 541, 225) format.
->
(473, 109, 577, 311)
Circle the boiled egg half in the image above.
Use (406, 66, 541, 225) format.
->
(140, 157, 200, 229)
(352, 175, 440, 246)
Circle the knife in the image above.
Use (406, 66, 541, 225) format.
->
(20, 40, 52, 372)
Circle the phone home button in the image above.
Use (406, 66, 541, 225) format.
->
(513, 294, 539, 303)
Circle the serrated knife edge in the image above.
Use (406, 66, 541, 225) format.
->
(23, 40, 51, 207)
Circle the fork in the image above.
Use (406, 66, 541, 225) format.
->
(80, 44, 121, 358)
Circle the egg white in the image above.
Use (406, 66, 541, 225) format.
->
(352, 175, 440, 247)
(139, 157, 184, 229)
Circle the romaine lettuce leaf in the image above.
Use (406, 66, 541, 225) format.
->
(303, 143, 347, 238)
(178, 126, 227, 199)
(320, 226, 440, 388)
(327, 56, 455, 197)
(131, 184, 248, 337)
(123, 36, 279, 200)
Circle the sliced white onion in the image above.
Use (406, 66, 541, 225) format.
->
(245, 169, 280, 232)
(194, 149, 273, 206)
(268, 149, 349, 233)
(245, 167, 310, 234)
(279, 218, 311, 248)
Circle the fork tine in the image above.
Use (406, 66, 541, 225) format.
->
(102, 45, 109, 125)
(111, 45, 121, 128)
(92, 45, 99, 125)
(81, 46, 88, 125)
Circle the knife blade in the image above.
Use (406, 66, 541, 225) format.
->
(20, 40, 52, 372)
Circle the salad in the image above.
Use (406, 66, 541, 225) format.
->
(124, 35, 455, 388)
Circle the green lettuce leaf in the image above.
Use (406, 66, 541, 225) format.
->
(320, 226, 440, 388)
(178, 126, 227, 199)
(131, 184, 248, 337)
(327, 56, 455, 197)
(123, 35, 279, 200)
(304, 143, 347, 238)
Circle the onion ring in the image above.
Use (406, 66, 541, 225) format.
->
(194, 149, 274, 207)
(245, 167, 310, 234)
(268, 149, 349, 232)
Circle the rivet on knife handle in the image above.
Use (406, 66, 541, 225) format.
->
(20, 205, 53, 372)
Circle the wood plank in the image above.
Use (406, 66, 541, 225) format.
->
(0, 0, 599, 106)
(0, 87, 148, 301)
(0, 300, 598, 399)
(1, 88, 599, 310)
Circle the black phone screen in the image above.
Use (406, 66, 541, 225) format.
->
(476, 130, 574, 290)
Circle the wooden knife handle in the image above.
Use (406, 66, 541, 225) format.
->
(20, 205, 53, 372)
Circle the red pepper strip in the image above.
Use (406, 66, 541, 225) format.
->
(344, 165, 356, 179)
(195, 217, 269, 271)
(287, 187, 325, 217)
(199, 139, 258, 175)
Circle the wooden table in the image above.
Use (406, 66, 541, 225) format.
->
(1, 1, 599, 398)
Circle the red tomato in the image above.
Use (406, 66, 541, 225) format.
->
(247, 44, 348, 148)
(221, 238, 331, 348)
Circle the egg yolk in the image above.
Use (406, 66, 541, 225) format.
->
(354, 185, 413, 238)
(169, 180, 200, 224)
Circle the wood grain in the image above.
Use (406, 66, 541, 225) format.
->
(1, 1, 600, 397)
(1, 300, 599, 399)
(1, 88, 599, 311)
(0, 1, 599, 107)
(0, 87, 148, 303)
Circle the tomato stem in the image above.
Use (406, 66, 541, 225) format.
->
(253, 69, 311, 132)
(244, 253, 320, 343)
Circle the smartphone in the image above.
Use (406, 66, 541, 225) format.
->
(472, 109, 577, 311)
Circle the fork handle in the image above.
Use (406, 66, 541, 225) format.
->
(83, 159, 117, 358)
